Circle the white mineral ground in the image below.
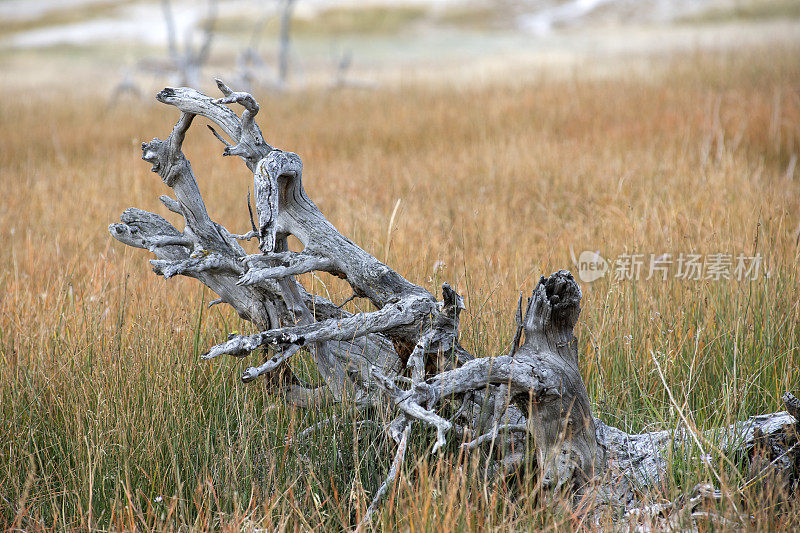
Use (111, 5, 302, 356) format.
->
(1, 0, 799, 92)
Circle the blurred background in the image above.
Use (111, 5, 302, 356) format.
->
(2, 2, 800, 530)
(1, 0, 799, 93)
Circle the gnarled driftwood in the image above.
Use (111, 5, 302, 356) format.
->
(110, 81, 799, 529)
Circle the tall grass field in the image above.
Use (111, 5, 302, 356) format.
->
(1, 46, 799, 531)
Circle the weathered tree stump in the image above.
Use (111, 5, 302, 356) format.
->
(110, 81, 799, 529)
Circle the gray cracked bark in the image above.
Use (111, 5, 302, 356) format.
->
(110, 81, 799, 529)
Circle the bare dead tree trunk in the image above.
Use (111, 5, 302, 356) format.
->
(109, 81, 799, 529)
(153, 0, 217, 87)
(330, 49, 352, 89)
(277, 0, 295, 88)
(327, 48, 376, 91)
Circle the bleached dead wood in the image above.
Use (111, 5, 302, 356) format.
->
(277, 0, 296, 88)
(110, 81, 799, 528)
(160, 0, 217, 87)
(107, 69, 142, 107)
(133, 0, 219, 88)
(231, 3, 284, 92)
(328, 48, 376, 91)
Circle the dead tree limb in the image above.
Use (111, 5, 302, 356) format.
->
(110, 81, 799, 528)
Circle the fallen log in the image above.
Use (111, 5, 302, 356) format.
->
(109, 81, 799, 529)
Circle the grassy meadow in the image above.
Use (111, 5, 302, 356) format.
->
(1, 45, 800, 530)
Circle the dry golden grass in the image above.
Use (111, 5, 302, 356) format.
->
(1, 45, 799, 530)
